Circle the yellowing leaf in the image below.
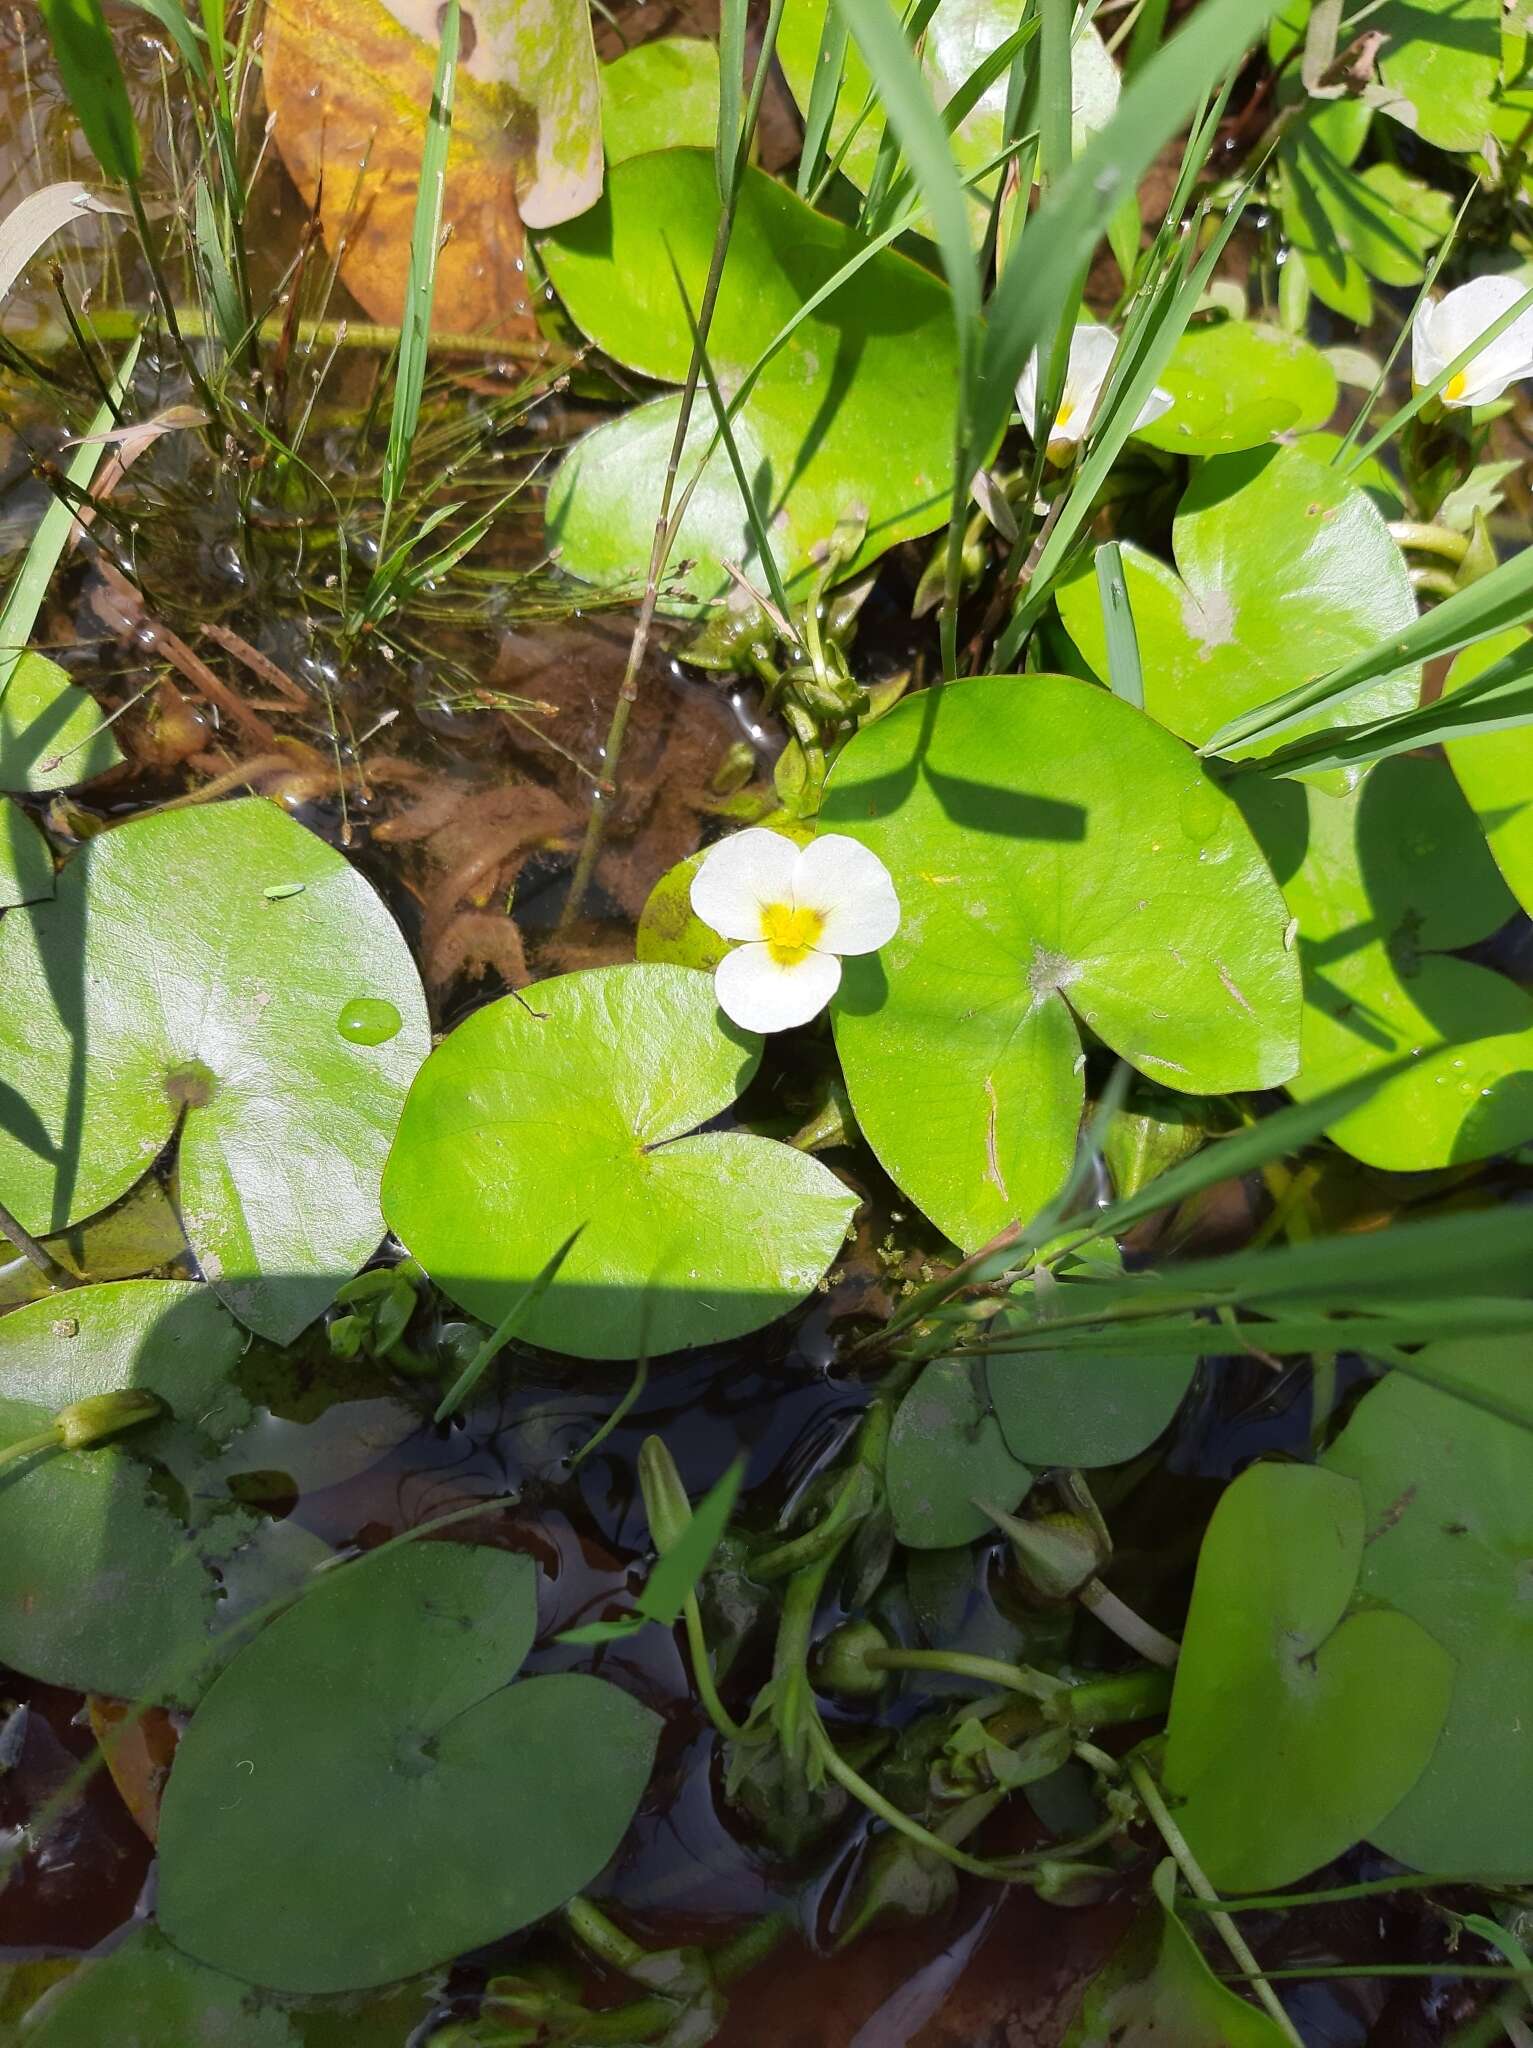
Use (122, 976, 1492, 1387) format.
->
(263, 0, 600, 335)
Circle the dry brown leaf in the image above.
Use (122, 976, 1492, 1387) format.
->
(86, 1694, 178, 1844)
(262, 0, 600, 338)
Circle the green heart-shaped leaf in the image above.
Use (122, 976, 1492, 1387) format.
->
(157, 1542, 661, 1992)
(1323, 1342, 1533, 1875)
(1239, 756, 1533, 1170)
(1444, 627, 1533, 913)
(1056, 444, 1420, 781)
(887, 1356, 1032, 1549)
(0, 649, 122, 792)
(1132, 319, 1337, 455)
(382, 962, 858, 1360)
(1164, 1461, 1453, 1892)
(600, 38, 719, 161)
(0, 799, 430, 1340)
(540, 152, 959, 608)
(819, 674, 1300, 1251)
(0, 795, 52, 905)
(1064, 1860, 1291, 2046)
(0, 1279, 325, 1703)
(1373, 0, 1500, 151)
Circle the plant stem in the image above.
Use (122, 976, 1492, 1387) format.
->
(681, 1591, 763, 1745)
(558, 1, 785, 930)
(0, 1198, 78, 1291)
(564, 1896, 648, 1973)
(52, 307, 570, 363)
(1389, 520, 1470, 563)
(0, 1427, 65, 1472)
(1079, 1580, 1180, 1667)
(1182, 1871, 1514, 1914)
(1127, 1757, 1302, 2045)
(864, 1646, 1060, 1699)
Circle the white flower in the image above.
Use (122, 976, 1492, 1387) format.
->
(690, 828, 900, 1033)
(1015, 325, 1171, 462)
(1412, 276, 1533, 408)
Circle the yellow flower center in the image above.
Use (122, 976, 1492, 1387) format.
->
(760, 902, 825, 966)
(1055, 397, 1076, 431)
(1443, 369, 1469, 402)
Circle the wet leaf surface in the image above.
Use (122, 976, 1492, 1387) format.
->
(157, 1541, 661, 1992)
(1132, 318, 1338, 455)
(0, 800, 430, 1341)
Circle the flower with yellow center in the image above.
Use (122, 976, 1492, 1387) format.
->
(1412, 276, 1533, 410)
(1015, 324, 1172, 465)
(690, 828, 900, 1032)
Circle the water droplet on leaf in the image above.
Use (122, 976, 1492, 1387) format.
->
(338, 998, 402, 1046)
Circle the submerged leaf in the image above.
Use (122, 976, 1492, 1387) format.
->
(157, 1541, 661, 1992)
(1064, 1860, 1290, 2046)
(382, 962, 858, 1359)
(886, 1355, 1032, 1549)
(0, 800, 430, 1340)
(820, 674, 1299, 1251)
(0, 1280, 325, 1703)
(1323, 1342, 1533, 1874)
(1163, 1461, 1453, 1891)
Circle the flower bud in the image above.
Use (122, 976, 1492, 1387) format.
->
(53, 1389, 162, 1450)
(814, 1620, 890, 1698)
(989, 1502, 1109, 1602)
(637, 1434, 691, 1556)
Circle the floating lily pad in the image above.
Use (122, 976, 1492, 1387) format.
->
(776, 0, 1119, 212)
(637, 819, 812, 971)
(541, 151, 959, 608)
(1443, 629, 1533, 913)
(0, 1280, 324, 1704)
(1323, 1342, 1533, 1875)
(1055, 444, 1420, 781)
(0, 649, 121, 792)
(601, 38, 718, 160)
(1373, 0, 1501, 152)
(157, 1541, 661, 1993)
(0, 796, 52, 905)
(887, 1356, 1032, 1549)
(17, 1928, 440, 2047)
(1163, 1461, 1453, 1891)
(382, 963, 857, 1360)
(1064, 1859, 1290, 2046)
(1239, 757, 1533, 1171)
(0, 800, 430, 1341)
(1132, 319, 1337, 455)
(819, 674, 1299, 1252)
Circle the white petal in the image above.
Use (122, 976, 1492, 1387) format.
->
(690, 828, 800, 941)
(1015, 350, 1041, 438)
(791, 834, 901, 955)
(1132, 383, 1174, 432)
(713, 942, 841, 1032)
(1416, 277, 1533, 404)
(1065, 324, 1120, 397)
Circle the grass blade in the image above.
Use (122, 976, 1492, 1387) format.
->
(1095, 540, 1143, 705)
(718, 0, 747, 199)
(973, 0, 1278, 468)
(797, 3, 851, 197)
(0, 338, 141, 698)
(0, 184, 125, 307)
(377, 0, 459, 552)
(431, 1226, 585, 1423)
(37, 0, 142, 183)
(1203, 540, 1533, 756)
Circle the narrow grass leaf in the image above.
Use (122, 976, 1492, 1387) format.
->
(192, 178, 243, 355)
(797, 3, 851, 196)
(0, 183, 126, 308)
(1095, 541, 1143, 706)
(431, 1225, 584, 1423)
(0, 339, 140, 698)
(379, 0, 459, 542)
(126, 0, 205, 78)
(974, 0, 1278, 466)
(717, 0, 747, 200)
(1203, 541, 1533, 755)
(38, 0, 142, 182)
